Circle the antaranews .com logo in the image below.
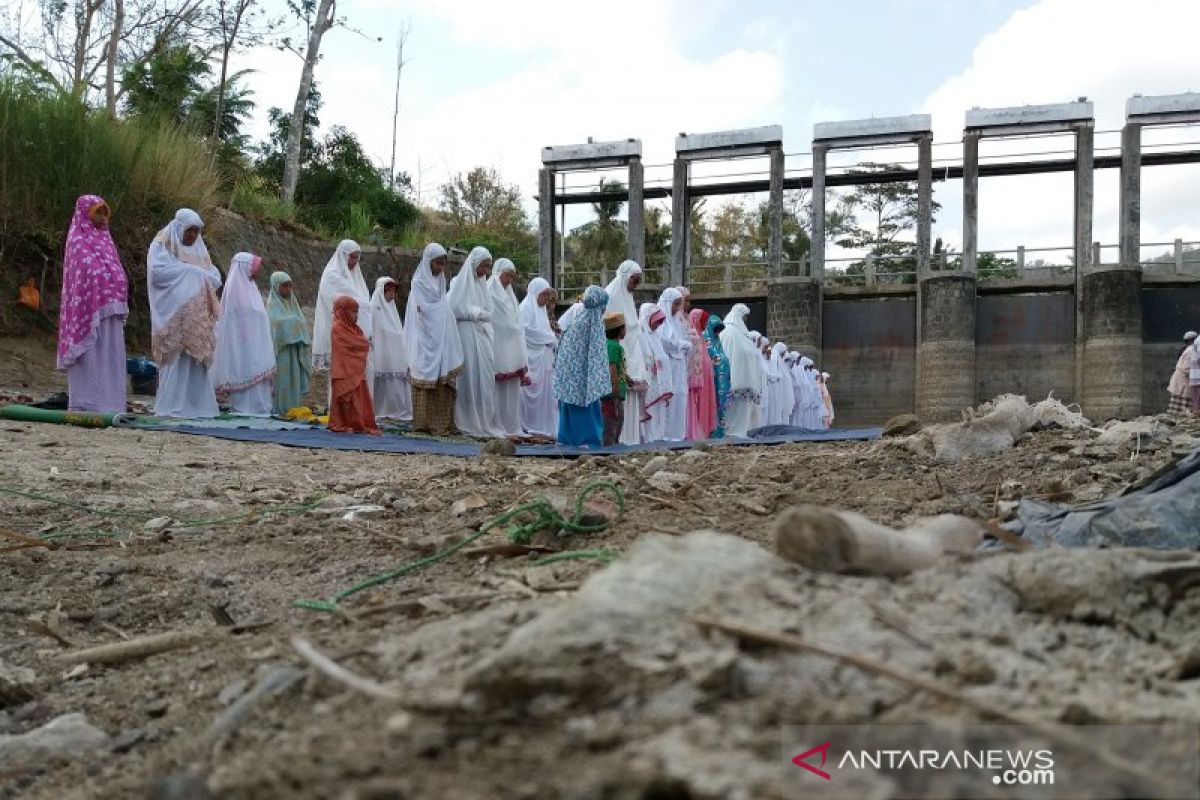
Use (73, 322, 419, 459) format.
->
(781, 724, 1200, 800)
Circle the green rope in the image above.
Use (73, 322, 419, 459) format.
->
(529, 548, 619, 567)
(294, 480, 625, 613)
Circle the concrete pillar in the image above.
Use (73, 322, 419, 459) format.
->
(537, 167, 555, 283)
(1074, 124, 1095, 274)
(767, 145, 784, 279)
(810, 144, 827, 281)
(1080, 268, 1143, 420)
(916, 274, 977, 422)
(962, 131, 980, 274)
(766, 278, 821, 364)
(916, 133, 933, 277)
(669, 158, 688, 287)
(627, 157, 645, 267)
(1119, 123, 1142, 267)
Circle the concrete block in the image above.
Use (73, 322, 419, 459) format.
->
(675, 126, 782, 156)
(813, 115, 931, 144)
(541, 139, 641, 166)
(966, 101, 1092, 133)
(1126, 92, 1200, 123)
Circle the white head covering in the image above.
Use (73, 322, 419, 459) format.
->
(719, 304, 766, 396)
(211, 252, 275, 392)
(1186, 331, 1198, 341)
(606, 260, 646, 380)
(448, 246, 493, 322)
(519, 277, 557, 348)
(369, 276, 409, 377)
(147, 208, 222, 365)
(656, 287, 687, 357)
(313, 239, 369, 369)
(487, 258, 528, 375)
(405, 242, 465, 385)
(558, 301, 584, 330)
(639, 302, 671, 404)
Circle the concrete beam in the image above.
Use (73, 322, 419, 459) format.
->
(675, 125, 783, 160)
(965, 101, 1093, 136)
(1074, 124, 1095, 274)
(962, 132, 980, 274)
(1119, 124, 1142, 266)
(1126, 92, 1200, 125)
(669, 158, 689, 287)
(537, 168, 556, 283)
(810, 144, 827, 281)
(541, 139, 641, 169)
(767, 146, 784, 279)
(813, 114, 932, 148)
(627, 157, 645, 267)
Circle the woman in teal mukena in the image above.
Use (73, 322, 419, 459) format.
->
(704, 314, 731, 437)
(267, 271, 312, 414)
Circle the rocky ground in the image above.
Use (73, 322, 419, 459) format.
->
(3, 351, 1200, 798)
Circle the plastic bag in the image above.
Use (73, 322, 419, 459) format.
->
(16, 278, 40, 311)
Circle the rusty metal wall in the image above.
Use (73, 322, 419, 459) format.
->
(1142, 285, 1200, 413)
(976, 291, 1076, 405)
(822, 296, 916, 424)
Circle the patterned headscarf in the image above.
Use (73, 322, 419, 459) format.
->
(267, 271, 311, 356)
(553, 285, 609, 407)
(57, 194, 128, 369)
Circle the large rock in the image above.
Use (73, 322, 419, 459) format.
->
(0, 713, 110, 769)
(883, 414, 921, 437)
(464, 532, 786, 707)
(0, 660, 36, 708)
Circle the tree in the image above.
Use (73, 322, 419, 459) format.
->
(568, 178, 627, 272)
(255, 86, 321, 186)
(121, 43, 210, 123)
(387, 22, 408, 190)
(438, 167, 527, 232)
(208, 0, 274, 142)
(836, 162, 941, 281)
(280, 0, 337, 203)
(644, 205, 670, 273)
(0, 0, 207, 112)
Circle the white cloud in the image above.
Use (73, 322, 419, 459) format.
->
(921, 0, 1200, 256)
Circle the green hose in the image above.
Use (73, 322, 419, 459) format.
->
(0, 404, 130, 428)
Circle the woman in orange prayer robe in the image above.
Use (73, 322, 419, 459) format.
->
(328, 295, 380, 435)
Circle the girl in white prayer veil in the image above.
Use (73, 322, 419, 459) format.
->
(312, 239, 370, 372)
(488, 258, 528, 436)
(768, 342, 795, 426)
(656, 287, 691, 441)
(405, 242, 464, 434)
(448, 246, 506, 437)
(147, 208, 222, 418)
(369, 276, 412, 421)
(211, 252, 275, 416)
(519, 277, 558, 437)
(605, 260, 646, 444)
(718, 304, 765, 437)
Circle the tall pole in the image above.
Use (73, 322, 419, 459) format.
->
(388, 24, 409, 190)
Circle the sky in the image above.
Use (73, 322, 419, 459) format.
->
(233, 0, 1200, 262)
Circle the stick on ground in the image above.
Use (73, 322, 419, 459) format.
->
(290, 636, 401, 701)
(58, 629, 211, 665)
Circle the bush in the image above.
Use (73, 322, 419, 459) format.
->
(0, 79, 222, 340)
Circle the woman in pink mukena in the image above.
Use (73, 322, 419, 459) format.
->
(56, 195, 129, 413)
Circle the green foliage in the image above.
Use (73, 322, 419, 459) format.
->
(436, 167, 537, 275)
(0, 79, 220, 336)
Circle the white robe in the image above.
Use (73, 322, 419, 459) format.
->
(719, 305, 766, 438)
(638, 303, 672, 443)
(312, 240, 370, 371)
(520, 278, 558, 437)
(656, 288, 691, 441)
(606, 261, 646, 445)
(212, 253, 276, 416)
(488, 260, 528, 437)
(448, 247, 505, 438)
(369, 277, 412, 421)
(156, 355, 219, 418)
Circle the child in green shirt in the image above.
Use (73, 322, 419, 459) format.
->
(602, 312, 627, 446)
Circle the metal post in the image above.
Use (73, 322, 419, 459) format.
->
(537, 167, 555, 283)
(962, 131, 980, 274)
(1017, 246, 1025, 271)
(1119, 123, 1142, 268)
(1092, 242, 1102, 267)
(916, 132, 933, 277)
(669, 158, 689, 287)
(810, 144, 827, 282)
(1175, 238, 1184, 272)
(767, 145, 784, 280)
(627, 156, 645, 267)
(864, 253, 875, 286)
(723, 263, 733, 293)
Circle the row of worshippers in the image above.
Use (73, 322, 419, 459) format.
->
(55, 198, 833, 444)
(1168, 330, 1200, 415)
